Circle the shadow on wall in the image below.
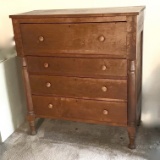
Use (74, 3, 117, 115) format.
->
(142, 65, 160, 127)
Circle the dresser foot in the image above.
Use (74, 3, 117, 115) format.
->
(29, 120, 37, 135)
(31, 130, 37, 135)
(137, 120, 141, 126)
(128, 140, 136, 149)
(127, 126, 136, 149)
(137, 111, 142, 126)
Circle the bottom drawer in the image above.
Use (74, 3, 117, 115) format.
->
(32, 96, 127, 125)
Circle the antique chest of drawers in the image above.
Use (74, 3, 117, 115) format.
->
(10, 6, 145, 149)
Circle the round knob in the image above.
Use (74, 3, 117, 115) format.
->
(102, 65, 107, 71)
(46, 82, 51, 88)
(39, 36, 44, 42)
(99, 36, 105, 42)
(103, 110, 109, 115)
(48, 104, 53, 109)
(102, 86, 108, 92)
(44, 63, 49, 68)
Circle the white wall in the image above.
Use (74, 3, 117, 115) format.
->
(0, 0, 160, 140)
(0, 56, 26, 142)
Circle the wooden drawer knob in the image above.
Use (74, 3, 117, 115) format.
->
(44, 63, 49, 68)
(102, 86, 108, 92)
(102, 65, 107, 71)
(103, 110, 109, 115)
(46, 82, 51, 88)
(48, 104, 53, 109)
(99, 36, 105, 42)
(39, 36, 44, 42)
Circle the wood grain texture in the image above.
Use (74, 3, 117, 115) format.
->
(126, 11, 144, 148)
(9, 6, 145, 18)
(10, 6, 145, 149)
(127, 60, 137, 127)
(30, 75, 127, 100)
(21, 57, 36, 135)
(16, 16, 127, 23)
(11, 19, 24, 56)
(20, 23, 126, 56)
(126, 15, 137, 149)
(27, 56, 127, 78)
(126, 16, 137, 60)
(32, 96, 127, 125)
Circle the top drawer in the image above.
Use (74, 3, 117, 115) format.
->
(20, 22, 126, 56)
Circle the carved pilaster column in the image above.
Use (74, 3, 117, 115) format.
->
(21, 57, 36, 135)
(127, 60, 136, 149)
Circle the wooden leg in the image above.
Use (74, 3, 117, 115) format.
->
(22, 57, 36, 135)
(127, 126, 136, 149)
(27, 115, 36, 135)
(29, 120, 36, 135)
(127, 60, 137, 149)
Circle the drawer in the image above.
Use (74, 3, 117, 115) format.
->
(20, 22, 126, 56)
(30, 75, 127, 100)
(27, 57, 127, 77)
(32, 96, 127, 125)
(33, 96, 61, 117)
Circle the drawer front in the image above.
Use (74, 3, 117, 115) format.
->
(27, 57, 127, 77)
(32, 96, 127, 125)
(30, 75, 127, 100)
(20, 23, 126, 56)
(33, 96, 61, 117)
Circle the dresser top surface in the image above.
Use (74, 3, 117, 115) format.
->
(10, 6, 145, 18)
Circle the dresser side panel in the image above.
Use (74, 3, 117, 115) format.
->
(16, 16, 127, 23)
(11, 19, 24, 57)
(136, 11, 144, 124)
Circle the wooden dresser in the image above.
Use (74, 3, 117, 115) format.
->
(10, 6, 145, 149)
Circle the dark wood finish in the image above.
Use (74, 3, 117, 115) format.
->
(33, 96, 127, 125)
(20, 23, 126, 56)
(11, 16, 127, 24)
(126, 11, 144, 148)
(10, 6, 145, 149)
(127, 126, 136, 149)
(30, 75, 127, 100)
(12, 20, 24, 56)
(33, 96, 61, 118)
(21, 57, 36, 135)
(127, 60, 136, 147)
(126, 15, 137, 148)
(9, 6, 145, 18)
(27, 57, 127, 78)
